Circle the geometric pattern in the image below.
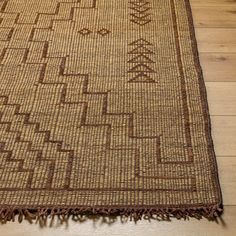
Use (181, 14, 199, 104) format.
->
(78, 28, 92, 36)
(0, 0, 222, 221)
(78, 28, 111, 36)
(128, 38, 156, 83)
(129, 0, 152, 26)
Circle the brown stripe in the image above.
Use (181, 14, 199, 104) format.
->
(170, 0, 194, 162)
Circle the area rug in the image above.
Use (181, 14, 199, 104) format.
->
(0, 0, 223, 222)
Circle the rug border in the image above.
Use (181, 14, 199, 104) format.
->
(0, 0, 223, 222)
(183, 0, 223, 210)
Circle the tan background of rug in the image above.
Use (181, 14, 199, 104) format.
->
(1, 0, 236, 235)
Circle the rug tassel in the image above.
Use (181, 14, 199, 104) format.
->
(0, 204, 223, 222)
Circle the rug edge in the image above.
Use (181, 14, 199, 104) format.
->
(184, 0, 223, 209)
(0, 203, 223, 222)
(0, 0, 224, 223)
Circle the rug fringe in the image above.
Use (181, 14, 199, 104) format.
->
(0, 204, 223, 222)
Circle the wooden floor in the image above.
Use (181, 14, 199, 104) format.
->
(1, 0, 236, 235)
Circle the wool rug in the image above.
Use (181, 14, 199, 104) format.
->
(0, 0, 223, 222)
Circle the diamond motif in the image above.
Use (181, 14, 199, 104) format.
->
(78, 28, 92, 36)
(97, 28, 110, 36)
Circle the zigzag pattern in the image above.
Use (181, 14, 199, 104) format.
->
(128, 38, 156, 83)
(129, 0, 151, 26)
(0, 0, 195, 194)
(0, 0, 99, 189)
(0, 95, 74, 189)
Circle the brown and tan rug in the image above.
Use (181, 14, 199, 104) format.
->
(0, 0, 223, 222)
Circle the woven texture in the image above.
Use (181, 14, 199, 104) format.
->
(0, 0, 222, 221)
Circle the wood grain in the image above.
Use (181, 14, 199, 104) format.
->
(196, 28, 236, 53)
(218, 156, 236, 205)
(211, 116, 236, 156)
(200, 53, 236, 82)
(193, 6, 236, 28)
(206, 82, 236, 115)
(191, 0, 236, 6)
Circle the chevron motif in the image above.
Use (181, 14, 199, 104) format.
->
(129, 0, 151, 26)
(127, 38, 156, 83)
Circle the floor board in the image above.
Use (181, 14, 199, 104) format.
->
(200, 53, 236, 82)
(206, 82, 236, 115)
(196, 28, 236, 53)
(191, 0, 236, 7)
(218, 156, 236, 205)
(211, 116, 236, 156)
(193, 6, 236, 28)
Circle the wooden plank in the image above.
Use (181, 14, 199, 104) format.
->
(200, 53, 236, 82)
(0, 206, 236, 236)
(190, 0, 236, 6)
(218, 156, 236, 205)
(211, 116, 236, 156)
(196, 28, 236, 53)
(206, 82, 236, 115)
(192, 6, 236, 28)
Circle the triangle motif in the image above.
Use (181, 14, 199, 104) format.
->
(128, 45, 154, 55)
(127, 38, 156, 83)
(129, 73, 156, 83)
(128, 64, 155, 73)
(130, 18, 151, 26)
(129, 1, 150, 8)
(130, 13, 151, 20)
(127, 54, 155, 63)
(129, 0, 151, 26)
(128, 38, 152, 46)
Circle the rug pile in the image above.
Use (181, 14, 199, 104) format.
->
(0, 0, 222, 221)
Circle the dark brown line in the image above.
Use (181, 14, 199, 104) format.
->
(184, 0, 223, 207)
(92, 0, 97, 8)
(45, 162, 55, 189)
(0, 48, 7, 63)
(0, 203, 221, 208)
(0, 0, 8, 12)
(63, 152, 74, 189)
(22, 48, 29, 63)
(0, 187, 194, 192)
(170, 0, 194, 162)
(7, 27, 14, 41)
